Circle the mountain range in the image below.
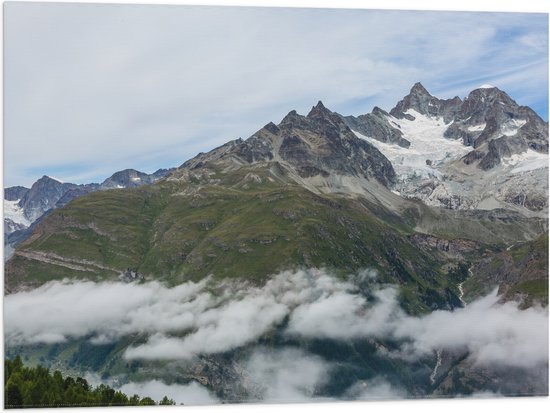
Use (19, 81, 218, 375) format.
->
(4, 168, 175, 255)
(3, 83, 548, 401)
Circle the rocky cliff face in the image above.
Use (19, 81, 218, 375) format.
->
(344, 83, 548, 214)
(377, 83, 549, 170)
(443, 86, 548, 169)
(18, 176, 80, 223)
(180, 101, 397, 188)
(340, 107, 410, 148)
(4, 186, 29, 202)
(390, 82, 462, 123)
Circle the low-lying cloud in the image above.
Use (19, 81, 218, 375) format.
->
(343, 377, 406, 401)
(245, 347, 330, 403)
(119, 379, 217, 406)
(4, 269, 548, 371)
(391, 291, 548, 368)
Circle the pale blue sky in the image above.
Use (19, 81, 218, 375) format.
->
(4, 3, 548, 187)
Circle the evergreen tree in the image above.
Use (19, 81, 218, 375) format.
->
(3, 356, 175, 408)
(159, 396, 176, 405)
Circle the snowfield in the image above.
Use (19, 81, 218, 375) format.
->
(354, 109, 470, 181)
(353, 110, 548, 214)
(501, 119, 527, 137)
(4, 199, 31, 228)
(503, 150, 549, 174)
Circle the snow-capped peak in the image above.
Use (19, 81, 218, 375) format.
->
(45, 175, 64, 183)
(478, 84, 496, 89)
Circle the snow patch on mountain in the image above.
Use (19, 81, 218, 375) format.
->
(354, 109, 547, 214)
(478, 84, 496, 89)
(4, 200, 31, 228)
(503, 150, 549, 174)
(353, 109, 470, 181)
(46, 176, 64, 184)
(501, 119, 527, 137)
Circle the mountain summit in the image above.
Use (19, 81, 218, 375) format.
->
(389, 82, 462, 123)
(179, 99, 397, 188)
(339, 83, 548, 213)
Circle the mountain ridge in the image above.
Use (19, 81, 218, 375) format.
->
(5, 84, 548, 305)
(338, 83, 548, 214)
(4, 168, 176, 249)
(4, 82, 548, 403)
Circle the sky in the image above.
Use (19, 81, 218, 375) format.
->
(3, 2, 548, 187)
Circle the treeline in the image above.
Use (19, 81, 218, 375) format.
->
(4, 356, 175, 408)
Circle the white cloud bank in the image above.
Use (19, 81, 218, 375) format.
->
(4, 269, 548, 370)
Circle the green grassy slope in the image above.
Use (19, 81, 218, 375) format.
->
(463, 232, 548, 307)
(5, 163, 547, 310)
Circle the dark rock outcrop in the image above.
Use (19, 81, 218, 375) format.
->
(389, 82, 462, 123)
(479, 135, 529, 170)
(55, 186, 99, 208)
(180, 100, 397, 187)
(340, 107, 410, 148)
(18, 176, 79, 222)
(4, 186, 29, 201)
(442, 86, 548, 168)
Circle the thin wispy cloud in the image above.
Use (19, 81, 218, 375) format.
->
(4, 4, 548, 186)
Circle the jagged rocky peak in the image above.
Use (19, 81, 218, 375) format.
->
(339, 106, 410, 148)
(390, 82, 462, 123)
(372, 106, 390, 117)
(18, 176, 78, 222)
(101, 168, 174, 189)
(307, 100, 333, 119)
(275, 101, 397, 186)
(262, 121, 280, 135)
(177, 100, 397, 187)
(279, 109, 310, 129)
(443, 84, 549, 168)
(4, 186, 29, 202)
(37, 175, 62, 185)
(410, 81, 431, 97)
(457, 85, 519, 124)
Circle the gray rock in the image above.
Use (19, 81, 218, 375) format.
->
(389, 82, 462, 123)
(100, 168, 172, 189)
(180, 101, 397, 187)
(18, 176, 80, 222)
(4, 186, 29, 201)
(479, 135, 528, 171)
(340, 106, 410, 148)
(440, 85, 548, 169)
(55, 186, 99, 208)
